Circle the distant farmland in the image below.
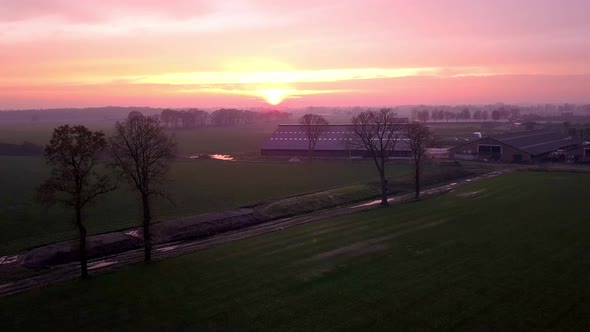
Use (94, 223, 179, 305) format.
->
(1, 156, 417, 255)
(0, 122, 485, 255)
(2, 171, 590, 330)
(0, 121, 516, 156)
(0, 123, 279, 155)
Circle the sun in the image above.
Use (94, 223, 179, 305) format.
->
(258, 89, 295, 105)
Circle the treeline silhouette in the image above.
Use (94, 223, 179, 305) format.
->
(0, 107, 159, 123)
(158, 109, 292, 128)
(413, 107, 521, 122)
(0, 142, 44, 156)
(566, 124, 590, 141)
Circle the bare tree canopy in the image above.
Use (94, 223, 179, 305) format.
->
(128, 111, 143, 120)
(299, 114, 329, 159)
(160, 108, 291, 128)
(37, 125, 115, 278)
(110, 116, 177, 263)
(349, 108, 403, 206)
(406, 123, 433, 199)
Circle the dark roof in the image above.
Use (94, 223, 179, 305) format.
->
(562, 142, 590, 152)
(491, 130, 581, 155)
(448, 129, 582, 156)
(261, 124, 410, 151)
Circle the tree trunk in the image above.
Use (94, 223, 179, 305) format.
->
(76, 207, 89, 279)
(142, 193, 152, 263)
(380, 173, 389, 206)
(414, 161, 420, 199)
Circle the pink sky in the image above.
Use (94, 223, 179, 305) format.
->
(1, 0, 589, 109)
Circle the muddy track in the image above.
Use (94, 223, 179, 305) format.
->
(0, 169, 512, 297)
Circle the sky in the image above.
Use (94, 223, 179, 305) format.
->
(1, 0, 589, 109)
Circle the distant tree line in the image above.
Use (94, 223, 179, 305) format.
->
(0, 142, 44, 156)
(565, 123, 590, 141)
(157, 109, 292, 128)
(414, 107, 521, 123)
(0, 107, 160, 124)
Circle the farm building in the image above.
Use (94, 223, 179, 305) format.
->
(260, 124, 412, 158)
(563, 144, 590, 163)
(449, 130, 582, 163)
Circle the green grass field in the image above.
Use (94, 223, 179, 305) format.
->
(0, 123, 482, 256)
(2, 171, 590, 330)
(0, 122, 278, 155)
(0, 156, 415, 255)
(0, 121, 515, 156)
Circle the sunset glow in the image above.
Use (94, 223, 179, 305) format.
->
(1, 0, 589, 108)
(259, 89, 295, 105)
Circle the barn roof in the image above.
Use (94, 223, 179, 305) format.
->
(561, 142, 590, 152)
(450, 129, 581, 156)
(261, 124, 410, 151)
(492, 130, 581, 155)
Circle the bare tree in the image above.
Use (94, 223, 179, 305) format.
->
(160, 109, 174, 127)
(348, 109, 402, 206)
(127, 111, 143, 120)
(37, 125, 115, 278)
(109, 116, 177, 263)
(406, 123, 433, 199)
(300, 114, 329, 159)
(417, 110, 430, 123)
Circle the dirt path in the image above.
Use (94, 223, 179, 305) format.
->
(0, 169, 512, 297)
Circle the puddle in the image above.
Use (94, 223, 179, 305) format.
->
(210, 154, 234, 161)
(125, 230, 142, 239)
(0, 255, 20, 265)
(88, 260, 118, 270)
(156, 245, 177, 252)
(189, 154, 235, 161)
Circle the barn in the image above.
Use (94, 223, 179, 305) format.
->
(563, 144, 590, 163)
(260, 124, 412, 159)
(449, 130, 581, 163)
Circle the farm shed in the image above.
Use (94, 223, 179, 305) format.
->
(563, 144, 590, 163)
(260, 124, 412, 159)
(448, 130, 581, 163)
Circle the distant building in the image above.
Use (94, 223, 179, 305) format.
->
(260, 124, 412, 159)
(564, 144, 590, 163)
(448, 130, 581, 163)
(426, 148, 449, 159)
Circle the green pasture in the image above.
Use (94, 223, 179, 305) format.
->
(0, 123, 484, 255)
(2, 171, 590, 330)
(0, 121, 516, 156)
(0, 156, 416, 255)
(0, 123, 277, 155)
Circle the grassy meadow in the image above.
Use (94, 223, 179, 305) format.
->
(2, 171, 590, 330)
(0, 122, 487, 255)
(0, 155, 415, 255)
(0, 122, 279, 155)
(0, 123, 286, 254)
